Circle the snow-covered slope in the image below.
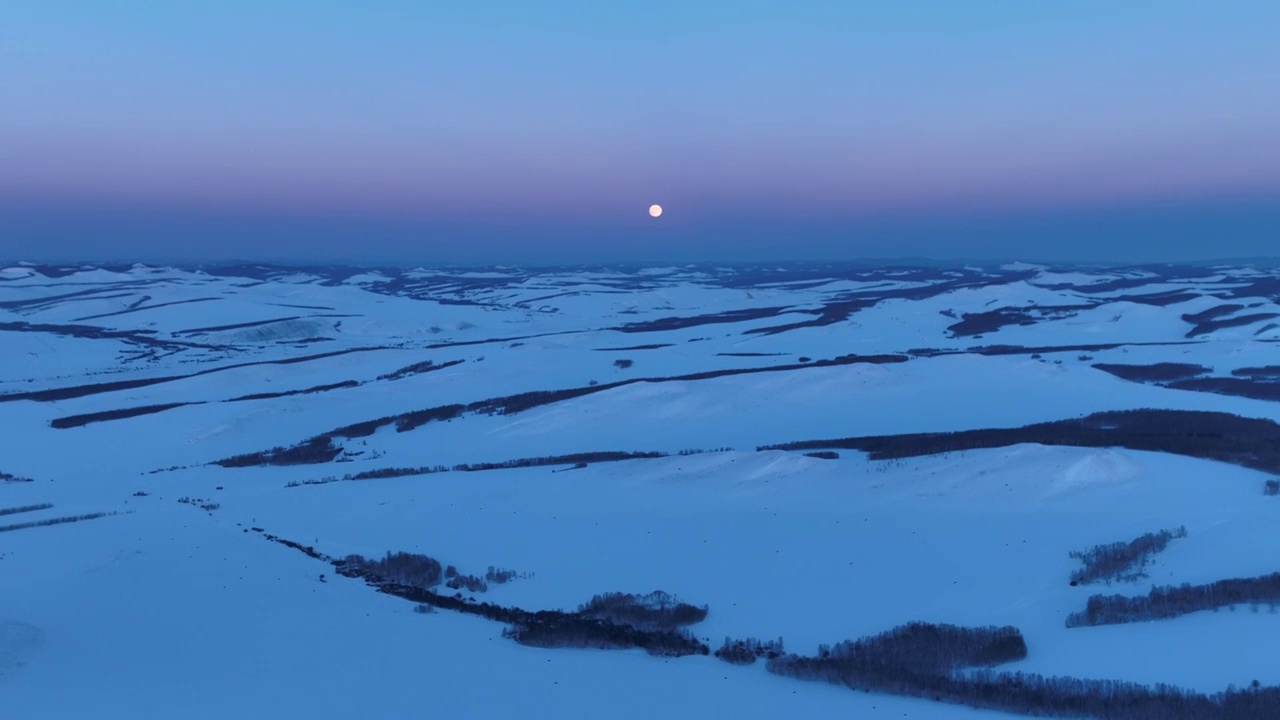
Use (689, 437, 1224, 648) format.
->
(4, 261, 1280, 718)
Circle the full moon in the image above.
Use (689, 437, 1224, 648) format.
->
(648, 204, 663, 218)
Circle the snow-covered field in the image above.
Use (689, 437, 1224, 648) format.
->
(4, 261, 1280, 718)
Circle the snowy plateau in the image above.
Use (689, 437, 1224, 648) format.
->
(4, 261, 1280, 719)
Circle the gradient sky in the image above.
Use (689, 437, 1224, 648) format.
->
(3, 1, 1279, 264)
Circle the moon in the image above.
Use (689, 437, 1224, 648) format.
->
(648, 204, 663, 218)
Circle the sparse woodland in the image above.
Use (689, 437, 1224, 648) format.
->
(1069, 526, 1187, 586)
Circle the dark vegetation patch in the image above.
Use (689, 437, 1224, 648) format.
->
(1067, 571, 1280, 627)
(1165, 377, 1280, 402)
(213, 354, 906, 467)
(0, 470, 34, 483)
(594, 344, 673, 351)
(760, 409, 1280, 474)
(0, 321, 225, 353)
(300, 450, 720, 483)
(0, 284, 157, 311)
(445, 567, 487, 593)
(1069, 526, 1187, 586)
(0, 503, 53, 517)
(1091, 361, 1280, 403)
(1186, 313, 1280, 338)
(946, 309, 1043, 337)
(2, 346, 390, 403)
(576, 591, 708, 632)
(742, 270, 1042, 336)
(218, 437, 343, 467)
(376, 358, 464, 381)
(345, 551, 444, 589)
(614, 306, 795, 333)
(51, 379, 363, 429)
(258, 532, 709, 658)
(771, 628, 1276, 719)
(0, 511, 118, 534)
(804, 451, 840, 460)
(452, 451, 666, 472)
(228, 380, 360, 402)
(1265, 479, 1280, 496)
(715, 636, 785, 665)
(1234, 366, 1280, 379)
(908, 340, 1204, 359)
(1092, 363, 1211, 383)
(70, 296, 220, 322)
(346, 466, 450, 481)
(1182, 304, 1244, 325)
(50, 402, 199, 429)
(486, 566, 520, 584)
(613, 358, 634, 369)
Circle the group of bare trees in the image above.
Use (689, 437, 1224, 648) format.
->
(1069, 526, 1187, 586)
(1066, 571, 1280, 627)
(715, 636, 785, 665)
(766, 622, 1280, 718)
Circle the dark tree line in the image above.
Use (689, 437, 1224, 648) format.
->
(217, 436, 343, 467)
(212, 352, 907, 467)
(760, 409, 1280, 475)
(1092, 363, 1210, 383)
(0, 511, 117, 534)
(1066, 571, 1280, 627)
(0, 470, 33, 482)
(227, 380, 359, 402)
(323, 449, 733, 484)
(51, 402, 196, 429)
(715, 636, 785, 665)
(252, 532, 710, 658)
(575, 591, 709, 632)
(453, 451, 667, 473)
(0, 503, 53, 517)
(377, 358, 465, 382)
(1069, 526, 1187, 586)
(766, 622, 1280, 719)
(804, 451, 840, 460)
(256, 528, 1280, 717)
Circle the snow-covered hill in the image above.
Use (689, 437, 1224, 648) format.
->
(4, 261, 1280, 718)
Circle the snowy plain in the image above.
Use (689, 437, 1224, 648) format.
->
(3, 261, 1280, 718)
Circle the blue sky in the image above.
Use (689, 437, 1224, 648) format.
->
(2, 1, 1278, 263)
